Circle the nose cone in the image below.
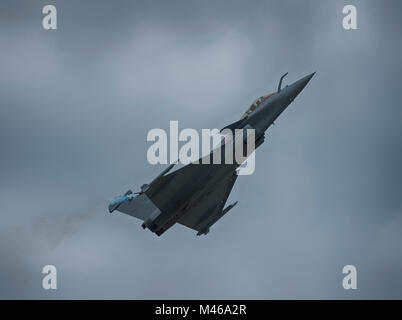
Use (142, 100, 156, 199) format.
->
(285, 72, 315, 101)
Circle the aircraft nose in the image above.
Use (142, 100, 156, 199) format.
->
(285, 72, 315, 101)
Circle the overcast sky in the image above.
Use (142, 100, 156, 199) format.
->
(1, 0, 402, 299)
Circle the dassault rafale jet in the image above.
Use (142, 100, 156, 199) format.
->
(108, 72, 315, 236)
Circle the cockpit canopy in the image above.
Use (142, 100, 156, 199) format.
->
(240, 93, 274, 120)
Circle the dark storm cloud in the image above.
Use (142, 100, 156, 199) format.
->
(1, 0, 402, 299)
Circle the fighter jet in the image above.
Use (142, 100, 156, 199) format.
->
(108, 72, 315, 236)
